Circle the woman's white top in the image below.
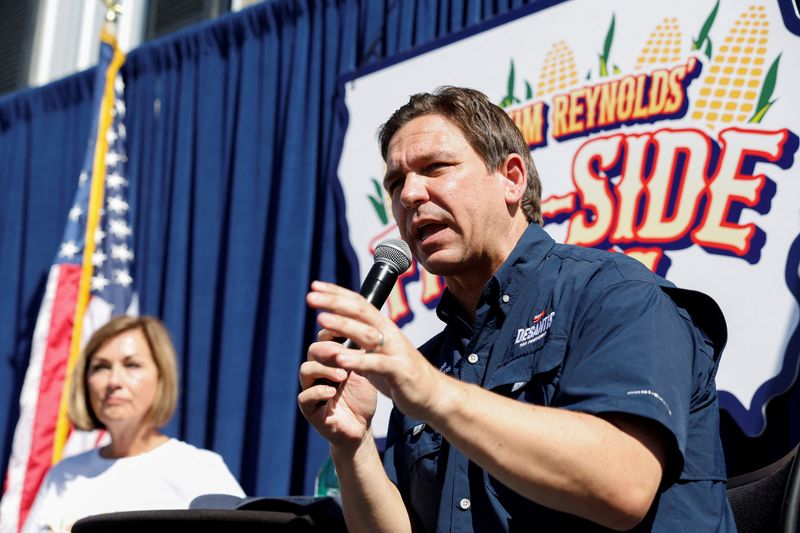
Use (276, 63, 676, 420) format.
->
(22, 438, 245, 533)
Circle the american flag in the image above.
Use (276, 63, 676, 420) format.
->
(0, 28, 135, 533)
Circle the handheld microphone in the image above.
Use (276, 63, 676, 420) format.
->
(312, 239, 412, 398)
(340, 238, 413, 349)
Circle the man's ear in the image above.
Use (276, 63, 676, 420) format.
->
(500, 153, 527, 206)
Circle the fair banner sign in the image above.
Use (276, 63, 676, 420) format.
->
(337, 0, 800, 438)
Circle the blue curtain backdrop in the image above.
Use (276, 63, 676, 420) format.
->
(0, 0, 540, 498)
(1, 0, 798, 499)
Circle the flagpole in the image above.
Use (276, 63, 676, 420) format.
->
(102, 0, 123, 23)
(51, 0, 126, 464)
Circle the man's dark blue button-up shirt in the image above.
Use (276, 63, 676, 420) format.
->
(383, 223, 735, 532)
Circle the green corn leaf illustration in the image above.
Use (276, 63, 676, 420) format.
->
(500, 59, 521, 108)
(749, 99, 776, 124)
(501, 97, 521, 107)
(603, 14, 615, 65)
(692, 0, 719, 54)
(750, 53, 781, 122)
(371, 176, 384, 199)
(507, 60, 517, 103)
(367, 177, 388, 225)
(586, 69, 592, 80)
(612, 65, 621, 75)
(597, 15, 615, 78)
(525, 80, 533, 100)
(704, 37, 713, 59)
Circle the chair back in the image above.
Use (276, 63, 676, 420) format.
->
(726, 444, 800, 533)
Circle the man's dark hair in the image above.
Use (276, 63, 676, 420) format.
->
(378, 86, 543, 225)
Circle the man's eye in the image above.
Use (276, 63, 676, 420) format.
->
(424, 163, 448, 174)
(386, 178, 403, 194)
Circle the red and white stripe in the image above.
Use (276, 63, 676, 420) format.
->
(0, 266, 110, 533)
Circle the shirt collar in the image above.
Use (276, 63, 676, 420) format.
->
(435, 223, 555, 324)
(492, 224, 555, 311)
(436, 289, 473, 333)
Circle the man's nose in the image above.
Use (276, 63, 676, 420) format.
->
(399, 173, 428, 208)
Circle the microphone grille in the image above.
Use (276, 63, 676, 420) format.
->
(374, 238, 413, 274)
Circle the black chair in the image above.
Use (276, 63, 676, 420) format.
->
(726, 443, 800, 532)
(72, 496, 346, 532)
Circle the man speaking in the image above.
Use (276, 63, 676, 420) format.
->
(298, 87, 735, 531)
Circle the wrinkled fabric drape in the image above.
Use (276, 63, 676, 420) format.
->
(0, 0, 539, 497)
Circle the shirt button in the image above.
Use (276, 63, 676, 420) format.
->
(502, 294, 510, 303)
(467, 353, 479, 364)
(459, 498, 471, 510)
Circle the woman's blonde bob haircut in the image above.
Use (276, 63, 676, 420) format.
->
(69, 316, 179, 431)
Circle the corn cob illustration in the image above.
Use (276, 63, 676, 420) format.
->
(537, 40, 579, 96)
(635, 17, 685, 70)
(691, 5, 772, 129)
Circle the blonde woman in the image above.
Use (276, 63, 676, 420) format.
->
(23, 316, 244, 533)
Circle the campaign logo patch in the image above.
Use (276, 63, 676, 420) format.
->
(514, 310, 556, 348)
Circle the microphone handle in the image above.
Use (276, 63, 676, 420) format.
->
(337, 261, 397, 349)
(313, 261, 399, 395)
(358, 261, 397, 309)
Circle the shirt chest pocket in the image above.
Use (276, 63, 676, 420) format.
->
(404, 419, 442, 464)
(401, 418, 443, 526)
(485, 338, 567, 406)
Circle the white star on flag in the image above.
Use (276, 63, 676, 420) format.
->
(105, 151, 127, 167)
(109, 219, 132, 238)
(95, 227, 106, 245)
(68, 205, 83, 221)
(115, 99, 126, 117)
(79, 171, 89, 185)
(92, 250, 107, 267)
(111, 243, 134, 262)
(113, 269, 133, 287)
(106, 127, 118, 145)
(91, 275, 110, 292)
(107, 195, 129, 214)
(107, 173, 128, 189)
(58, 241, 79, 259)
